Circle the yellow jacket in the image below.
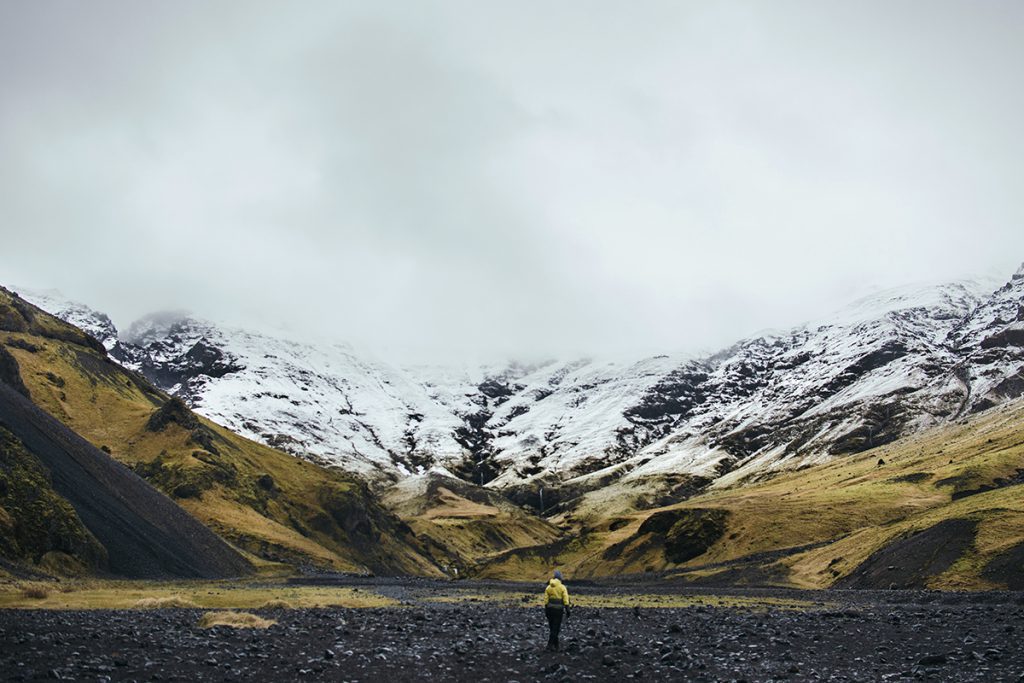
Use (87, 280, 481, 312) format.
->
(544, 578, 570, 606)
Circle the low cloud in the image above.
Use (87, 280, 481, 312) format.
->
(2, 1, 1022, 361)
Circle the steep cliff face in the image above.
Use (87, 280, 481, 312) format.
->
(17, 267, 1024, 500)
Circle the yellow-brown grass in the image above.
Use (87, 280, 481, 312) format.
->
(21, 585, 50, 600)
(0, 579, 399, 610)
(133, 595, 199, 609)
(197, 611, 275, 629)
(258, 598, 294, 610)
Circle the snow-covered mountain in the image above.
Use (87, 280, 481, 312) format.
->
(16, 266, 1024, 502)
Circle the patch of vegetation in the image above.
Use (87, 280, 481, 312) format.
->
(663, 509, 730, 563)
(134, 595, 200, 609)
(134, 449, 239, 500)
(259, 598, 294, 610)
(21, 585, 49, 600)
(633, 508, 729, 564)
(0, 427, 107, 572)
(0, 579, 398, 610)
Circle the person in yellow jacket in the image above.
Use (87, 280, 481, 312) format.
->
(544, 570, 571, 651)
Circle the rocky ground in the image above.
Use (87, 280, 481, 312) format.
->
(1, 583, 1023, 682)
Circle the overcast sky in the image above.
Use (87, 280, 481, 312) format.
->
(2, 1, 1022, 361)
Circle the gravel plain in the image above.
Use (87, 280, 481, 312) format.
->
(2, 582, 1022, 682)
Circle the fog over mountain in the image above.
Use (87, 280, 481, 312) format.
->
(2, 1, 1023, 361)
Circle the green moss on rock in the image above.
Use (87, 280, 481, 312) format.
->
(638, 507, 729, 564)
(0, 427, 106, 571)
(134, 449, 238, 500)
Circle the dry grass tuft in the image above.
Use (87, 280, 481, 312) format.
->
(133, 595, 199, 609)
(259, 598, 294, 610)
(197, 611, 276, 629)
(21, 586, 50, 600)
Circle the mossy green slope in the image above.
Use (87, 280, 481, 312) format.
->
(0, 426, 107, 574)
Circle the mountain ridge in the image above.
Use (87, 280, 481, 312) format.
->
(16, 267, 1024, 510)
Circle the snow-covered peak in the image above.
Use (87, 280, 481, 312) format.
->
(124, 310, 202, 346)
(16, 264, 1024, 501)
(15, 287, 120, 350)
(827, 279, 995, 328)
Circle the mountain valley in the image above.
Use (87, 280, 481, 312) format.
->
(3, 265, 1023, 589)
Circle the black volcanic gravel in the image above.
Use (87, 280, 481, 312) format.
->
(2, 586, 1023, 682)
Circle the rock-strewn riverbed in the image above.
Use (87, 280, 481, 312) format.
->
(1, 583, 1022, 681)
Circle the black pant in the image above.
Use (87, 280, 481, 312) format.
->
(545, 605, 564, 650)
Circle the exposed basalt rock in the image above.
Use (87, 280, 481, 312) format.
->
(147, 397, 200, 432)
(830, 401, 909, 454)
(452, 408, 499, 486)
(146, 398, 223, 455)
(0, 346, 30, 399)
(980, 327, 1024, 348)
(988, 373, 1024, 400)
(4, 337, 40, 353)
(477, 378, 523, 402)
(713, 424, 775, 459)
(625, 368, 709, 423)
(819, 342, 909, 399)
(136, 338, 243, 397)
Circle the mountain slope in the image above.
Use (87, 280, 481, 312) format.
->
(0, 381, 252, 578)
(17, 266, 1024, 515)
(0, 287, 443, 576)
(472, 397, 1024, 590)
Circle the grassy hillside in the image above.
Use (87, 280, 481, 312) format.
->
(0, 287, 441, 577)
(381, 471, 563, 575)
(476, 400, 1024, 590)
